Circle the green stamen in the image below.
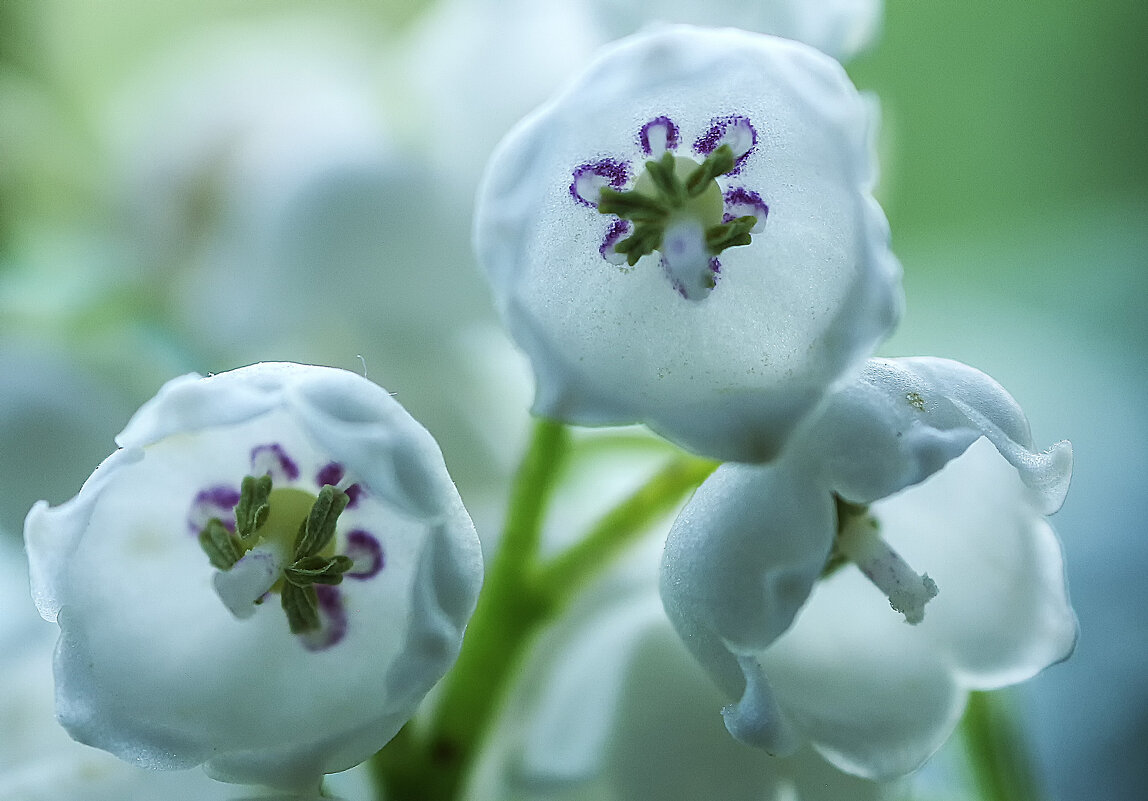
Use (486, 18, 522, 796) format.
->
(685, 146, 736, 195)
(282, 582, 320, 635)
(597, 144, 756, 270)
(198, 475, 355, 634)
(286, 555, 355, 587)
(199, 518, 243, 570)
(234, 474, 272, 542)
(706, 215, 756, 252)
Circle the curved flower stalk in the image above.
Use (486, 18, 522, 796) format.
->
(470, 562, 895, 801)
(660, 357, 1077, 778)
(23, 363, 483, 793)
(475, 25, 902, 462)
(588, 0, 884, 61)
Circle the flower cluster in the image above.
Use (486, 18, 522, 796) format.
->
(475, 22, 1075, 785)
(24, 363, 483, 793)
(14, 14, 1078, 801)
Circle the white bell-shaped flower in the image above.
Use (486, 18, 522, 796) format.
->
(24, 362, 483, 793)
(660, 357, 1076, 777)
(475, 25, 902, 462)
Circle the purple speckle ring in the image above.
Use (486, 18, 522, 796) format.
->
(723, 187, 769, 231)
(250, 443, 300, 483)
(345, 530, 384, 580)
(570, 158, 631, 208)
(315, 461, 345, 488)
(301, 585, 349, 652)
(694, 115, 758, 174)
(599, 218, 633, 265)
(638, 116, 681, 156)
(187, 485, 241, 534)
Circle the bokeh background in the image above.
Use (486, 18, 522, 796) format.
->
(1, 1, 1144, 799)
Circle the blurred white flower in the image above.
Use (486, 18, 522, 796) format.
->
(392, 0, 602, 185)
(475, 25, 901, 461)
(395, 0, 881, 192)
(470, 546, 896, 801)
(0, 342, 134, 538)
(107, 21, 484, 360)
(587, 0, 884, 60)
(104, 19, 511, 494)
(24, 362, 483, 792)
(661, 357, 1076, 777)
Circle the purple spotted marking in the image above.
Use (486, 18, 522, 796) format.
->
(659, 256, 688, 299)
(316, 461, 344, 487)
(188, 485, 241, 534)
(570, 158, 630, 208)
(345, 529, 384, 580)
(638, 116, 680, 156)
(344, 483, 364, 507)
(301, 585, 348, 652)
(722, 187, 769, 231)
(693, 115, 758, 175)
(660, 256, 721, 300)
(315, 461, 364, 507)
(599, 218, 632, 265)
(250, 443, 299, 483)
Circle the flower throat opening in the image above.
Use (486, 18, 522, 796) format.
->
(598, 145, 757, 299)
(198, 474, 354, 635)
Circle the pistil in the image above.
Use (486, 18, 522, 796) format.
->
(834, 498, 939, 624)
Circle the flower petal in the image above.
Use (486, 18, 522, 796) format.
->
(760, 437, 1076, 778)
(659, 356, 1075, 778)
(586, 0, 885, 61)
(873, 438, 1078, 685)
(759, 567, 966, 779)
(662, 461, 835, 656)
(660, 460, 833, 753)
(807, 357, 1072, 512)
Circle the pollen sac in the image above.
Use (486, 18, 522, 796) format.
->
(475, 26, 902, 461)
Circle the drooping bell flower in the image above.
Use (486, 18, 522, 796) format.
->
(24, 362, 483, 793)
(660, 357, 1076, 777)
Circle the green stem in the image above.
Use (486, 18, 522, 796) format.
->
(491, 417, 573, 570)
(960, 690, 1043, 801)
(372, 417, 571, 801)
(532, 454, 716, 608)
(370, 425, 715, 801)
